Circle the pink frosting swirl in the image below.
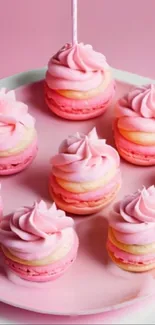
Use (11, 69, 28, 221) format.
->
(116, 84, 155, 132)
(0, 200, 74, 261)
(51, 128, 120, 182)
(110, 186, 155, 245)
(0, 88, 35, 151)
(46, 43, 110, 91)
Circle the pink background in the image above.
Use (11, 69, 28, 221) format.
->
(0, 1, 155, 323)
(0, 0, 155, 324)
(0, 0, 155, 79)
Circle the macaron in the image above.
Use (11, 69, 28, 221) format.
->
(49, 127, 121, 215)
(44, 43, 115, 120)
(114, 84, 155, 166)
(0, 88, 37, 175)
(0, 200, 79, 282)
(107, 185, 155, 272)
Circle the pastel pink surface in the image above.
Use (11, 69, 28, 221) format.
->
(0, 80, 155, 317)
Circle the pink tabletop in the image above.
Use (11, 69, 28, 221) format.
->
(0, 0, 155, 79)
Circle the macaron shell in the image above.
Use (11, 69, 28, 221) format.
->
(107, 239, 155, 264)
(118, 128, 155, 146)
(108, 249, 155, 272)
(50, 182, 121, 215)
(0, 138, 38, 176)
(45, 96, 111, 121)
(55, 73, 111, 100)
(44, 81, 115, 121)
(45, 80, 115, 108)
(50, 171, 121, 203)
(55, 170, 115, 193)
(108, 227, 155, 255)
(4, 234, 79, 282)
(114, 123, 155, 166)
(116, 145, 155, 166)
(56, 76, 111, 100)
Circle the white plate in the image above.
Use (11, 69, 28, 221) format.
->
(0, 68, 155, 316)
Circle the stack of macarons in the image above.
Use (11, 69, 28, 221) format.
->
(0, 88, 37, 175)
(107, 186, 155, 272)
(49, 127, 121, 215)
(114, 84, 155, 166)
(0, 200, 79, 282)
(44, 43, 115, 120)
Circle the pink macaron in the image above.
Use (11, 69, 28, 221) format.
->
(114, 84, 155, 166)
(3, 235, 78, 282)
(44, 43, 115, 120)
(114, 122, 155, 166)
(107, 185, 155, 272)
(0, 88, 38, 175)
(50, 128, 121, 215)
(0, 200, 79, 282)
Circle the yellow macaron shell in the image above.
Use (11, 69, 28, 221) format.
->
(108, 249, 155, 272)
(0, 128, 37, 157)
(118, 127, 155, 146)
(56, 70, 112, 100)
(51, 182, 120, 215)
(108, 227, 155, 255)
(2, 229, 74, 266)
(55, 168, 117, 193)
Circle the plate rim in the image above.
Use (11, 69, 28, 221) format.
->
(0, 290, 154, 316)
(0, 67, 155, 316)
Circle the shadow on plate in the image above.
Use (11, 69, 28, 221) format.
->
(26, 80, 53, 117)
(76, 215, 109, 265)
(95, 80, 134, 147)
(18, 164, 50, 202)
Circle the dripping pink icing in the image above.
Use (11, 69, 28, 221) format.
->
(46, 43, 110, 91)
(51, 128, 120, 182)
(116, 84, 155, 133)
(0, 201, 74, 261)
(110, 186, 155, 245)
(0, 88, 35, 151)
